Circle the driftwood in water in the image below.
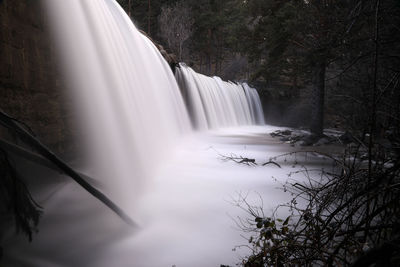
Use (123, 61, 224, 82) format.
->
(223, 155, 257, 166)
(261, 161, 282, 168)
(0, 110, 136, 226)
(211, 147, 281, 168)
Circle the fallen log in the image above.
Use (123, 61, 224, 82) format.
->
(0, 110, 136, 227)
(0, 138, 99, 187)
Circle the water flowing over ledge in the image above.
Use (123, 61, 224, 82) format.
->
(43, 0, 265, 219)
(43, 0, 266, 212)
(175, 63, 265, 130)
(44, 0, 191, 213)
(3, 0, 274, 266)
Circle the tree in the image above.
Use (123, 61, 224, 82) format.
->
(117, 0, 179, 41)
(118, 0, 248, 78)
(158, 1, 194, 61)
(185, 0, 247, 75)
(243, 0, 358, 137)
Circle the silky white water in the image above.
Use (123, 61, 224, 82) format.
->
(175, 64, 265, 130)
(44, 0, 191, 215)
(242, 83, 265, 125)
(2, 1, 314, 266)
(4, 125, 312, 267)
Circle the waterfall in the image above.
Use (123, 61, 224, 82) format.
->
(175, 63, 265, 130)
(3, 1, 276, 266)
(44, 0, 191, 214)
(242, 83, 266, 125)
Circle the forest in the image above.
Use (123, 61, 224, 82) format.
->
(0, 0, 399, 266)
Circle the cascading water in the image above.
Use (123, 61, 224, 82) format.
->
(3, 1, 281, 266)
(175, 63, 265, 130)
(242, 83, 266, 125)
(4, 0, 191, 265)
(44, 0, 191, 214)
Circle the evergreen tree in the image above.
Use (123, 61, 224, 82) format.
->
(117, 0, 178, 41)
(243, 0, 358, 136)
(185, 0, 247, 75)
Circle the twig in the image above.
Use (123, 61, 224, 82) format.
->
(262, 161, 281, 168)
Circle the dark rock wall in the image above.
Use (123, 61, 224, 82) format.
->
(0, 0, 68, 153)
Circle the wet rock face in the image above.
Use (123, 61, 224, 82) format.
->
(0, 0, 68, 153)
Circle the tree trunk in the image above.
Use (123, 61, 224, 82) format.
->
(207, 28, 212, 75)
(214, 55, 219, 76)
(147, 0, 151, 35)
(310, 59, 326, 137)
(179, 41, 182, 61)
(206, 54, 211, 75)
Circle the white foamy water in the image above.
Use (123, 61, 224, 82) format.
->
(1, 1, 308, 266)
(4, 126, 310, 267)
(175, 64, 265, 130)
(242, 83, 265, 125)
(43, 0, 191, 214)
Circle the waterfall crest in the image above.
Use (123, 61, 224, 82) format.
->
(175, 63, 265, 130)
